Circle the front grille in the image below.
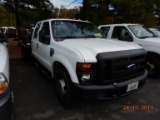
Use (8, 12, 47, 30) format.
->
(96, 49, 147, 85)
(110, 55, 146, 82)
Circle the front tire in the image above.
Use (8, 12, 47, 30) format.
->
(147, 55, 160, 78)
(54, 68, 74, 107)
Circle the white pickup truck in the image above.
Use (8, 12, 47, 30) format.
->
(31, 19, 147, 107)
(98, 24, 160, 78)
(0, 33, 12, 119)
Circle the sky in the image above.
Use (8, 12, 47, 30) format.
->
(0, 0, 83, 8)
(50, 0, 83, 9)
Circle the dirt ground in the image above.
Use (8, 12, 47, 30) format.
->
(8, 40, 21, 59)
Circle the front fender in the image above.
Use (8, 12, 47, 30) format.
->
(52, 54, 81, 84)
(141, 44, 160, 55)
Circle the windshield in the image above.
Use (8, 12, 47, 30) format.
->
(128, 25, 156, 39)
(51, 20, 102, 41)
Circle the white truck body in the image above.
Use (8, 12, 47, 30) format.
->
(0, 44, 9, 81)
(98, 24, 160, 78)
(0, 39, 12, 119)
(31, 19, 147, 106)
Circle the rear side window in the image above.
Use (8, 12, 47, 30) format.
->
(33, 22, 41, 38)
(112, 26, 133, 41)
(112, 26, 129, 39)
(100, 26, 110, 38)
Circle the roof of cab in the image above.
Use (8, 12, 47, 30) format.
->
(99, 23, 142, 27)
(37, 18, 90, 23)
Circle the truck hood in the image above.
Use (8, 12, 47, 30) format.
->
(59, 38, 143, 62)
(136, 37, 160, 54)
(142, 37, 160, 45)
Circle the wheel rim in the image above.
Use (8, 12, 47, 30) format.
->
(147, 62, 155, 74)
(58, 79, 67, 95)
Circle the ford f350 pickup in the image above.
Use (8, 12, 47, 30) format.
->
(98, 24, 160, 78)
(31, 19, 147, 107)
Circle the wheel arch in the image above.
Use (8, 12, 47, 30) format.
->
(52, 61, 79, 83)
(147, 52, 160, 59)
(147, 51, 160, 78)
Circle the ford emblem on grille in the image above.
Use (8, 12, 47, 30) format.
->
(127, 64, 137, 71)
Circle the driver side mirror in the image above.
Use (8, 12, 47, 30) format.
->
(124, 32, 133, 42)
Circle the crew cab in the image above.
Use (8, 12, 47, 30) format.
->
(31, 19, 147, 107)
(0, 32, 12, 120)
(98, 24, 160, 78)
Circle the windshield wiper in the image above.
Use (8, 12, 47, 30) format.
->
(139, 36, 151, 39)
(61, 36, 78, 38)
(55, 36, 83, 41)
(140, 35, 157, 39)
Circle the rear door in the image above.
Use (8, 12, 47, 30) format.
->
(36, 21, 51, 70)
(31, 22, 42, 60)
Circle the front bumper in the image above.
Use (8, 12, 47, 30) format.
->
(0, 91, 12, 120)
(73, 70, 147, 100)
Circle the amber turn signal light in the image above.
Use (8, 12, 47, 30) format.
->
(0, 81, 8, 92)
(77, 63, 92, 70)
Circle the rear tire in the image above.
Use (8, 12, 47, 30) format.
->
(147, 55, 160, 78)
(54, 68, 74, 107)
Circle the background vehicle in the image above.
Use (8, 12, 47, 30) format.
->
(19, 27, 34, 61)
(30, 19, 147, 107)
(98, 24, 160, 78)
(149, 28, 160, 37)
(1, 26, 17, 39)
(0, 33, 12, 120)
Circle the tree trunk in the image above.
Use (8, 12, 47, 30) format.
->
(14, 0, 20, 40)
(82, 0, 88, 19)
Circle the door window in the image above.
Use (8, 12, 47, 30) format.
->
(33, 22, 41, 38)
(100, 27, 110, 38)
(112, 26, 133, 41)
(39, 22, 50, 44)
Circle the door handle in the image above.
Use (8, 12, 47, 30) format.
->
(50, 48, 54, 56)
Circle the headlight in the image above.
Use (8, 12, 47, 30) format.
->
(81, 74, 90, 81)
(0, 73, 8, 93)
(76, 63, 96, 85)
